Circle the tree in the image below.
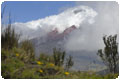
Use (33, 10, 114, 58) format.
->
(20, 40, 35, 62)
(53, 48, 66, 66)
(97, 34, 119, 74)
(2, 25, 20, 49)
(65, 55, 74, 71)
(1, 9, 20, 50)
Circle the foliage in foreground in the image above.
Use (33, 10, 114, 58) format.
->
(1, 47, 119, 79)
(97, 35, 119, 74)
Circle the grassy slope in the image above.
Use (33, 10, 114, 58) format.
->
(1, 48, 119, 79)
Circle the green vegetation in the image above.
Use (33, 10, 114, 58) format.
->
(53, 48, 66, 66)
(97, 35, 119, 74)
(1, 46, 119, 79)
(65, 55, 74, 71)
(1, 26, 20, 50)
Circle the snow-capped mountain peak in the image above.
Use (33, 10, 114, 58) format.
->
(10, 5, 97, 39)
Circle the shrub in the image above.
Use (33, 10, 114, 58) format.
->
(53, 48, 66, 66)
(97, 35, 119, 74)
(65, 55, 74, 71)
(20, 40, 35, 62)
(1, 26, 20, 50)
(39, 53, 54, 63)
(1, 58, 24, 79)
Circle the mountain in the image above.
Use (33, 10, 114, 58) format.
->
(46, 25, 76, 41)
(31, 25, 77, 55)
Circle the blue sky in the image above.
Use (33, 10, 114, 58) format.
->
(2, 1, 75, 23)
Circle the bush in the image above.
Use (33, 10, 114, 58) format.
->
(20, 68, 40, 79)
(39, 53, 54, 63)
(97, 35, 119, 73)
(103, 73, 119, 79)
(1, 26, 20, 50)
(53, 48, 66, 66)
(1, 49, 9, 61)
(20, 40, 35, 62)
(65, 55, 74, 71)
(1, 57, 24, 79)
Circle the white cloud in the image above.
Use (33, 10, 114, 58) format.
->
(12, 5, 97, 34)
(65, 1, 119, 51)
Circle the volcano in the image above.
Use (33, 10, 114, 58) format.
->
(46, 25, 76, 41)
(31, 25, 77, 55)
